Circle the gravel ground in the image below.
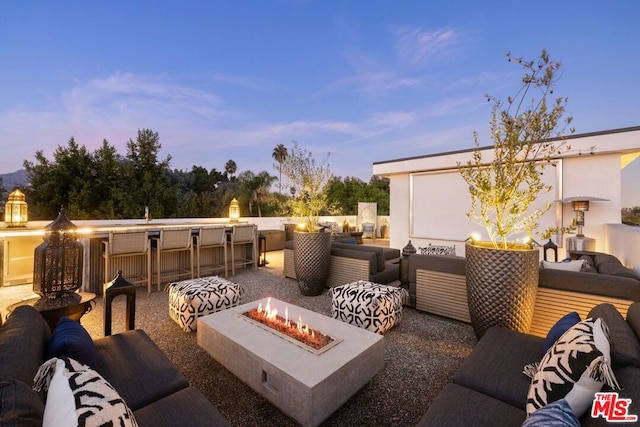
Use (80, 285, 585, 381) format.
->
(5, 251, 477, 426)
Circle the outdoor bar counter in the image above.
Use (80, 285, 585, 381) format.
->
(0, 218, 255, 294)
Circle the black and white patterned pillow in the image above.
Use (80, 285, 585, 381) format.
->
(33, 357, 138, 427)
(330, 281, 408, 334)
(525, 318, 620, 418)
(418, 244, 456, 256)
(167, 276, 244, 332)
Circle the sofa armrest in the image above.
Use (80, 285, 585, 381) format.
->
(539, 268, 640, 301)
(407, 254, 465, 284)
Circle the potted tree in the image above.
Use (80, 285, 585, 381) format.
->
(281, 142, 332, 296)
(459, 50, 574, 338)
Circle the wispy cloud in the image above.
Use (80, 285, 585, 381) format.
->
(393, 26, 463, 65)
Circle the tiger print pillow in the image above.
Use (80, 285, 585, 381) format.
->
(525, 318, 620, 418)
(33, 357, 138, 427)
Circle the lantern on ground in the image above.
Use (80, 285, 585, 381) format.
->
(229, 198, 240, 222)
(33, 209, 84, 298)
(4, 189, 28, 227)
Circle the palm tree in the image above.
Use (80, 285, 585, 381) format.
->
(238, 170, 277, 217)
(272, 144, 288, 193)
(224, 159, 237, 180)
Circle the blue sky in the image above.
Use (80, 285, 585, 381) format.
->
(1, 1, 639, 188)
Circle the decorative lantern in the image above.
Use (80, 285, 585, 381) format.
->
(4, 188, 28, 227)
(402, 240, 417, 258)
(229, 198, 240, 222)
(33, 209, 84, 298)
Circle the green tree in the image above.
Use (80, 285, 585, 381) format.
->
(459, 50, 574, 248)
(122, 129, 172, 219)
(280, 141, 331, 231)
(238, 170, 277, 217)
(272, 144, 288, 193)
(24, 137, 95, 219)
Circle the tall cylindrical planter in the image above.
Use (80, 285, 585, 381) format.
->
(294, 231, 331, 296)
(465, 242, 539, 339)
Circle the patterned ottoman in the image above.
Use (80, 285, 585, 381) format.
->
(167, 276, 244, 332)
(330, 280, 408, 334)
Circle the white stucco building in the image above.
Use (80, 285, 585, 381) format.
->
(372, 126, 640, 270)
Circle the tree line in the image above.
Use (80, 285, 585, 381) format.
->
(8, 129, 389, 221)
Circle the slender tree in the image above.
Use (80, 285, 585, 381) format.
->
(224, 159, 237, 180)
(272, 144, 288, 193)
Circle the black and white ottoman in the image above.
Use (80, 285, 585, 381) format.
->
(330, 280, 408, 334)
(167, 276, 244, 332)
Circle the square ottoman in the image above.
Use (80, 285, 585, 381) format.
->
(330, 280, 408, 334)
(167, 276, 244, 332)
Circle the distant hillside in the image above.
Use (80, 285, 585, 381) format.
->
(1, 169, 29, 191)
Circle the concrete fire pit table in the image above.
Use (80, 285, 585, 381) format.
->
(197, 297, 385, 427)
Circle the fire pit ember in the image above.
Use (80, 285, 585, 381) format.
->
(240, 298, 340, 354)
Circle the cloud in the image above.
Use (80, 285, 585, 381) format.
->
(393, 26, 462, 65)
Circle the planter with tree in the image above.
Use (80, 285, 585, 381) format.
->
(281, 141, 332, 296)
(459, 50, 574, 339)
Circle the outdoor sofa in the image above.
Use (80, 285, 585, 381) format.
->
(406, 251, 640, 337)
(283, 239, 401, 287)
(418, 302, 640, 426)
(0, 305, 228, 426)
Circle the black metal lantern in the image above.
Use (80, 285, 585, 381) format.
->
(402, 240, 417, 258)
(33, 209, 84, 298)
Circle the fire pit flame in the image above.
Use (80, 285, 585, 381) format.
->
(243, 298, 334, 352)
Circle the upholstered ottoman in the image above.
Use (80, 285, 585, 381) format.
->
(330, 280, 408, 334)
(167, 276, 244, 332)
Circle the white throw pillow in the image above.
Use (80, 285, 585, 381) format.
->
(525, 318, 620, 418)
(33, 357, 138, 427)
(542, 259, 585, 272)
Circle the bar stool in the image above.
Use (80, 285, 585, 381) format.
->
(103, 230, 151, 293)
(228, 224, 257, 276)
(195, 225, 228, 278)
(151, 227, 194, 290)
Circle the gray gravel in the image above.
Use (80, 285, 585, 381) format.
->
(79, 251, 477, 426)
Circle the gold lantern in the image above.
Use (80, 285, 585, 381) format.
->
(229, 198, 240, 222)
(4, 188, 28, 227)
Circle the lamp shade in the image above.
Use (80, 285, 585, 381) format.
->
(229, 198, 240, 221)
(4, 189, 28, 227)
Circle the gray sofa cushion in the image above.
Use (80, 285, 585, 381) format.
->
(133, 386, 229, 427)
(417, 383, 525, 427)
(92, 330, 189, 411)
(0, 306, 51, 385)
(370, 260, 400, 284)
(452, 326, 543, 410)
(588, 303, 640, 369)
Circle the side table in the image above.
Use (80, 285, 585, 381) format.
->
(7, 291, 96, 332)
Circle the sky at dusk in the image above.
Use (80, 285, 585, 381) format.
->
(1, 1, 639, 193)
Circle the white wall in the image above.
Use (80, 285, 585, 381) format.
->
(374, 127, 640, 257)
(603, 224, 640, 275)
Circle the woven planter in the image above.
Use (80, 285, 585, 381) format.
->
(465, 242, 539, 339)
(293, 231, 331, 296)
